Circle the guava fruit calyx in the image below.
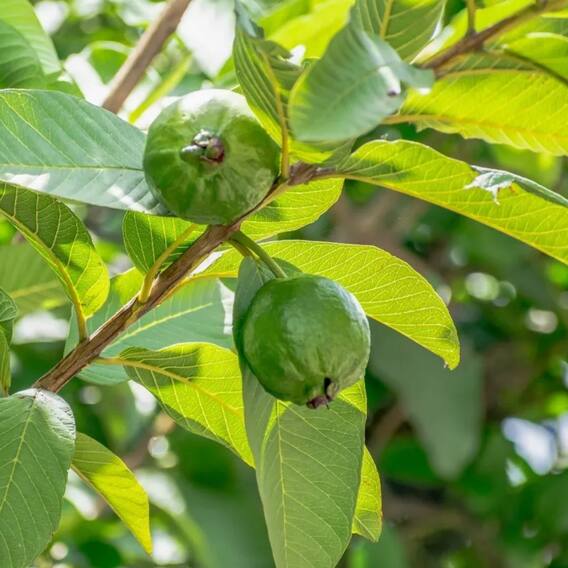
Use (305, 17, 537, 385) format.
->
(180, 129, 225, 164)
(307, 378, 340, 409)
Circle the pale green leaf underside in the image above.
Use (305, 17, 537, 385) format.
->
(0, 287, 17, 340)
(353, 449, 382, 541)
(0, 244, 67, 315)
(338, 140, 568, 265)
(209, 240, 460, 368)
(395, 65, 568, 155)
(72, 433, 152, 554)
(67, 270, 233, 384)
(1, 0, 60, 76)
(0, 389, 75, 568)
(352, 0, 446, 61)
(244, 367, 366, 568)
(119, 343, 253, 465)
(289, 24, 431, 143)
(0, 184, 109, 318)
(0, 90, 164, 213)
(0, 21, 44, 88)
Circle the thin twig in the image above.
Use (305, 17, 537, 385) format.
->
(102, 0, 193, 113)
(423, 0, 568, 71)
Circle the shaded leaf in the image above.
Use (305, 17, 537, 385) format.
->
(0, 334, 9, 396)
(0, 389, 75, 568)
(0, 244, 67, 315)
(1, 0, 60, 76)
(338, 140, 568, 264)
(370, 325, 482, 478)
(0, 21, 45, 88)
(72, 433, 152, 554)
(67, 270, 233, 384)
(0, 90, 164, 213)
(0, 184, 110, 321)
(210, 240, 460, 368)
(119, 343, 252, 465)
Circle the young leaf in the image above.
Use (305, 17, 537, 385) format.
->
(1, 0, 60, 76)
(337, 140, 568, 264)
(118, 343, 253, 465)
(67, 270, 233, 384)
(352, 0, 445, 61)
(353, 449, 382, 542)
(211, 240, 460, 369)
(0, 244, 67, 315)
(72, 433, 152, 554)
(288, 22, 433, 142)
(0, 21, 45, 88)
(0, 287, 17, 341)
(0, 334, 10, 396)
(122, 212, 198, 274)
(0, 184, 110, 331)
(0, 90, 164, 213)
(391, 53, 568, 155)
(0, 389, 75, 568)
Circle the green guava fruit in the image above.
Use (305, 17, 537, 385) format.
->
(143, 89, 280, 225)
(242, 275, 370, 408)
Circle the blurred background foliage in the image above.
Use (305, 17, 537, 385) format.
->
(3, 0, 567, 566)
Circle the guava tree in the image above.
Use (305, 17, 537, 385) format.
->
(0, 0, 567, 567)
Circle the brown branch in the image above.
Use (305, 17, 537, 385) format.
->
(423, 0, 568, 71)
(102, 0, 193, 113)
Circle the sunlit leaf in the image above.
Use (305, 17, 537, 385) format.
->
(0, 389, 75, 568)
(0, 244, 67, 315)
(0, 185, 109, 325)
(353, 449, 382, 541)
(338, 140, 568, 264)
(72, 433, 152, 554)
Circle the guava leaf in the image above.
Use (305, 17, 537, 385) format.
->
(353, 449, 382, 541)
(0, 244, 67, 315)
(0, 334, 10, 397)
(392, 52, 568, 155)
(118, 343, 253, 465)
(122, 212, 199, 274)
(234, 258, 376, 565)
(72, 433, 152, 554)
(211, 240, 460, 369)
(0, 389, 75, 568)
(0, 184, 109, 321)
(370, 326, 483, 479)
(351, 0, 446, 61)
(0, 0, 60, 76)
(0, 21, 45, 88)
(0, 287, 17, 341)
(0, 90, 164, 213)
(337, 140, 568, 265)
(288, 19, 433, 143)
(66, 270, 233, 384)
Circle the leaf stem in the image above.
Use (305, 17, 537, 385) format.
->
(422, 0, 568, 71)
(230, 231, 287, 278)
(138, 223, 197, 303)
(466, 0, 476, 35)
